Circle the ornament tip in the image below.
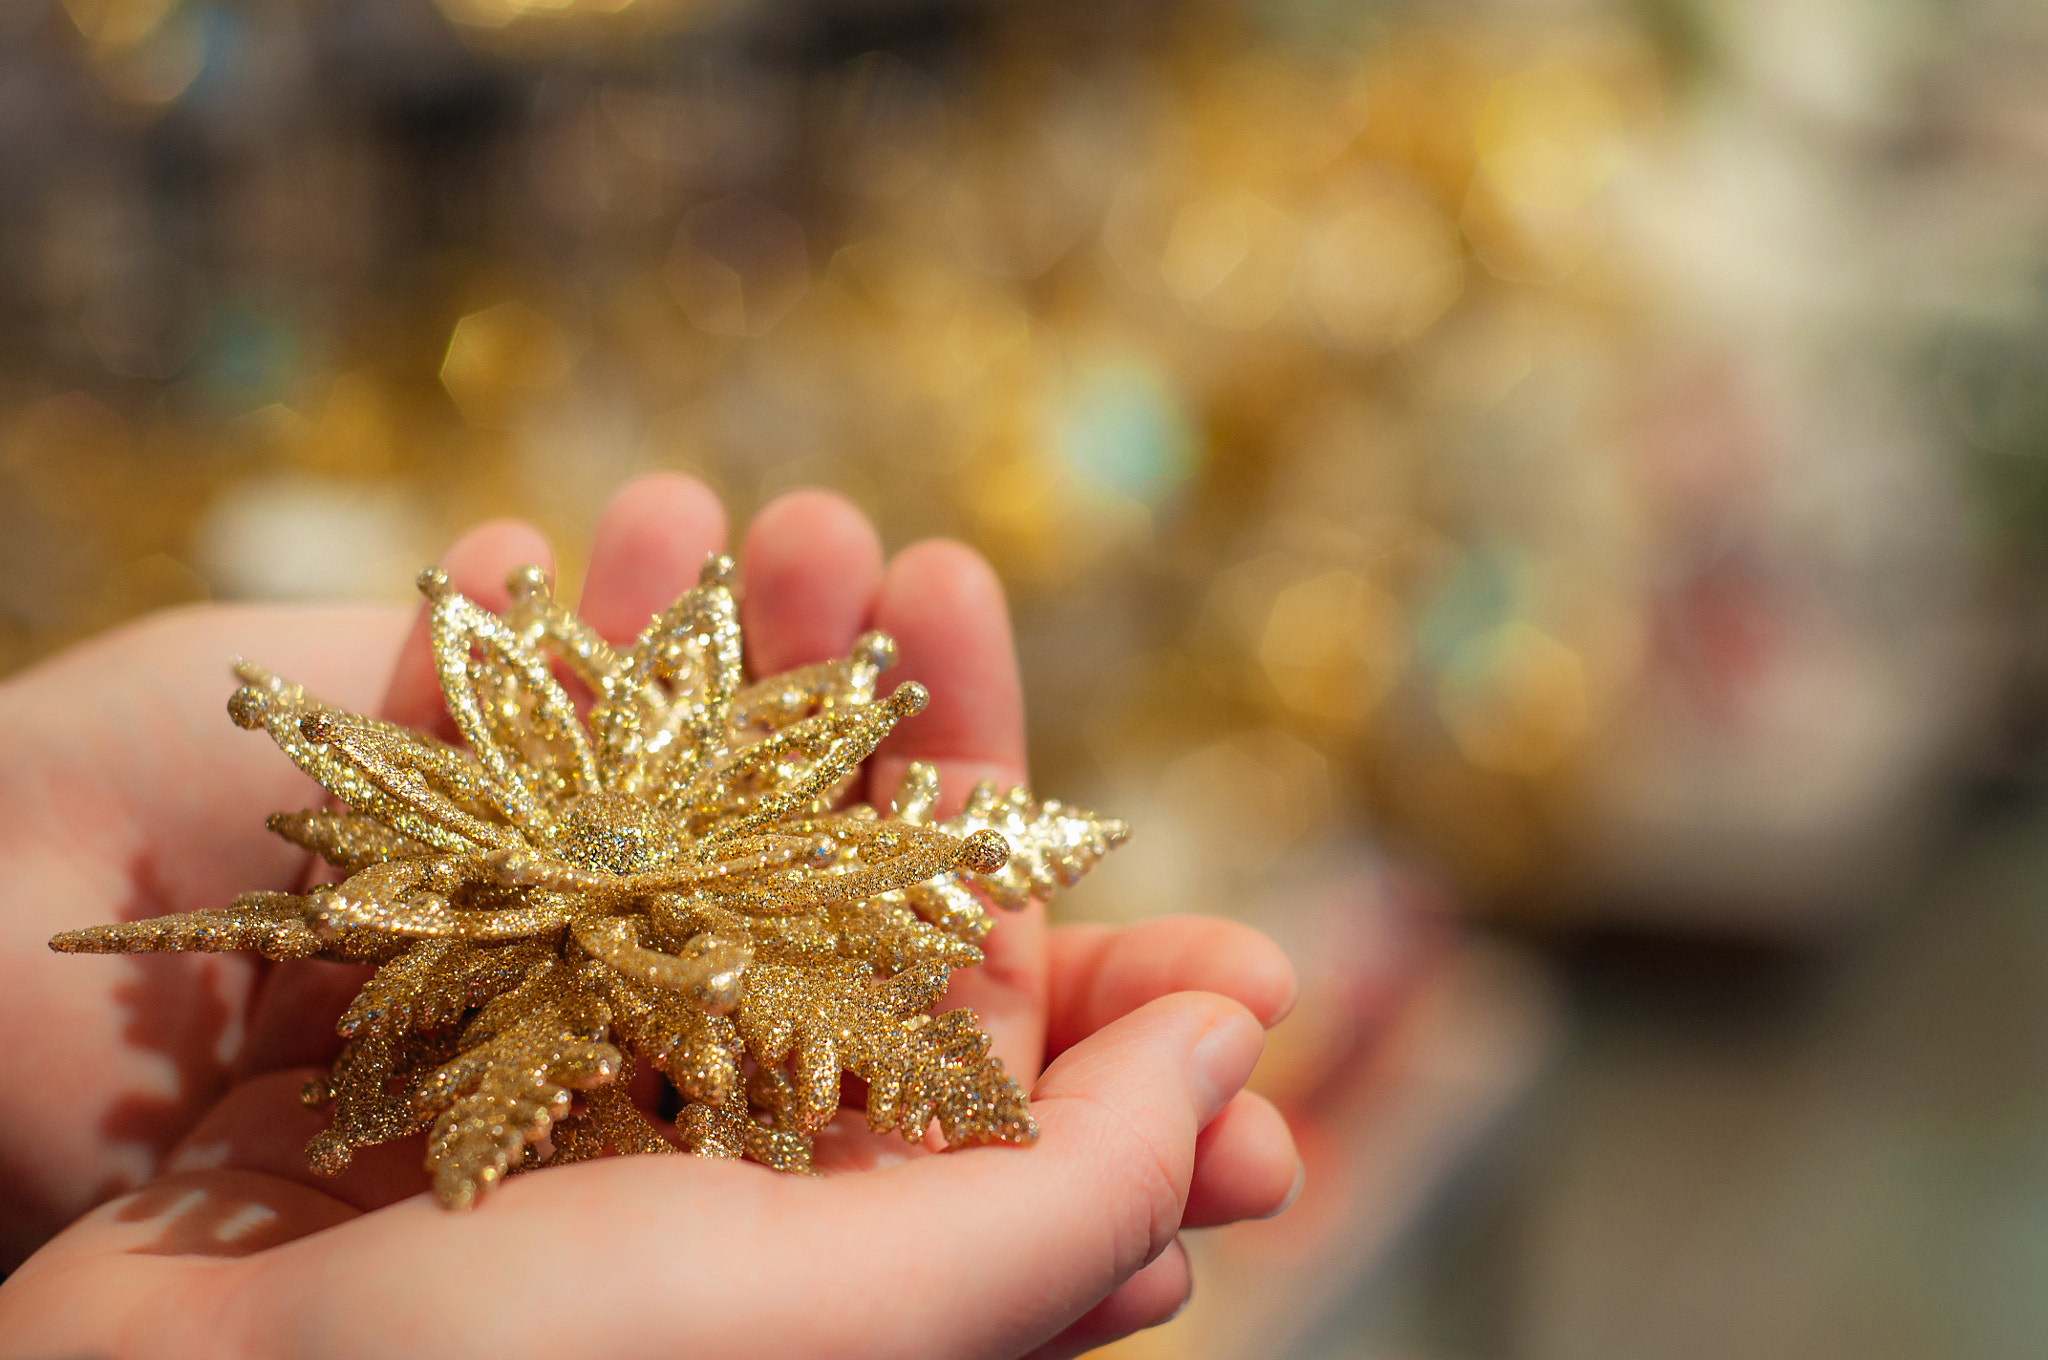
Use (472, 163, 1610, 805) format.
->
(853, 630, 897, 670)
(959, 829, 1010, 874)
(226, 687, 264, 730)
(507, 564, 551, 598)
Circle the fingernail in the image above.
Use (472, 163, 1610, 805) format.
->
(1261, 1159, 1305, 1220)
(1269, 970, 1302, 1027)
(1187, 1012, 1260, 1125)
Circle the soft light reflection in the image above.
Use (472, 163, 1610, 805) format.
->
(1301, 172, 1464, 349)
(63, 0, 178, 48)
(1162, 193, 1300, 330)
(1258, 570, 1406, 732)
(1437, 621, 1590, 775)
(194, 474, 429, 603)
(441, 303, 581, 429)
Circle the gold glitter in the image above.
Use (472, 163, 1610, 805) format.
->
(51, 557, 1128, 1208)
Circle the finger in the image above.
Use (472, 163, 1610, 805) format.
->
(1184, 1090, 1301, 1228)
(738, 489, 886, 675)
(578, 473, 728, 646)
(1043, 922, 1303, 1230)
(1047, 916, 1299, 1060)
(866, 538, 1027, 805)
(865, 540, 1042, 1079)
(1019, 1237, 1191, 1360)
(380, 518, 556, 739)
(1018, 991, 1262, 1301)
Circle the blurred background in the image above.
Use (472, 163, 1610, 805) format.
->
(5, 0, 2048, 1354)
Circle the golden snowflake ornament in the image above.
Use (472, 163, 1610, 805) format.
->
(51, 557, 1127, 1209)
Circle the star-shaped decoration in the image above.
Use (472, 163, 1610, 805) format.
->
(53, 557, 1127, 1209)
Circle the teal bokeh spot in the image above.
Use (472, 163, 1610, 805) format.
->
(195, 301, 299, 413)
(1054, 359, 1198, 506)
(1417, 545, 1520, 674)
(189, 6, 247, 109)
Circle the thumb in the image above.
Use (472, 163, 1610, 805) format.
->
(1024, 990, 1265, 1277)
(817, 991, 1264, 1357)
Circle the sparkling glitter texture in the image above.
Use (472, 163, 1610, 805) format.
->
(50, 556, 1128, 1208)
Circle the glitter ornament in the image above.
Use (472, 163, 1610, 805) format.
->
(51, 557, 1127, 1209)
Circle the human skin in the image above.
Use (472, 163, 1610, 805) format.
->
(0, 474, 1302, 1359)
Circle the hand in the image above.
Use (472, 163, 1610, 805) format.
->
(0, 581, 409, 1266)
(0, 475, 1301, 1359)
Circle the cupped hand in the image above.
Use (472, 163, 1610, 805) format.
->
(0, 475, 1300, 1359)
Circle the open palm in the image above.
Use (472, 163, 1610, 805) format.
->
(0, 476, 1299, 1359)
